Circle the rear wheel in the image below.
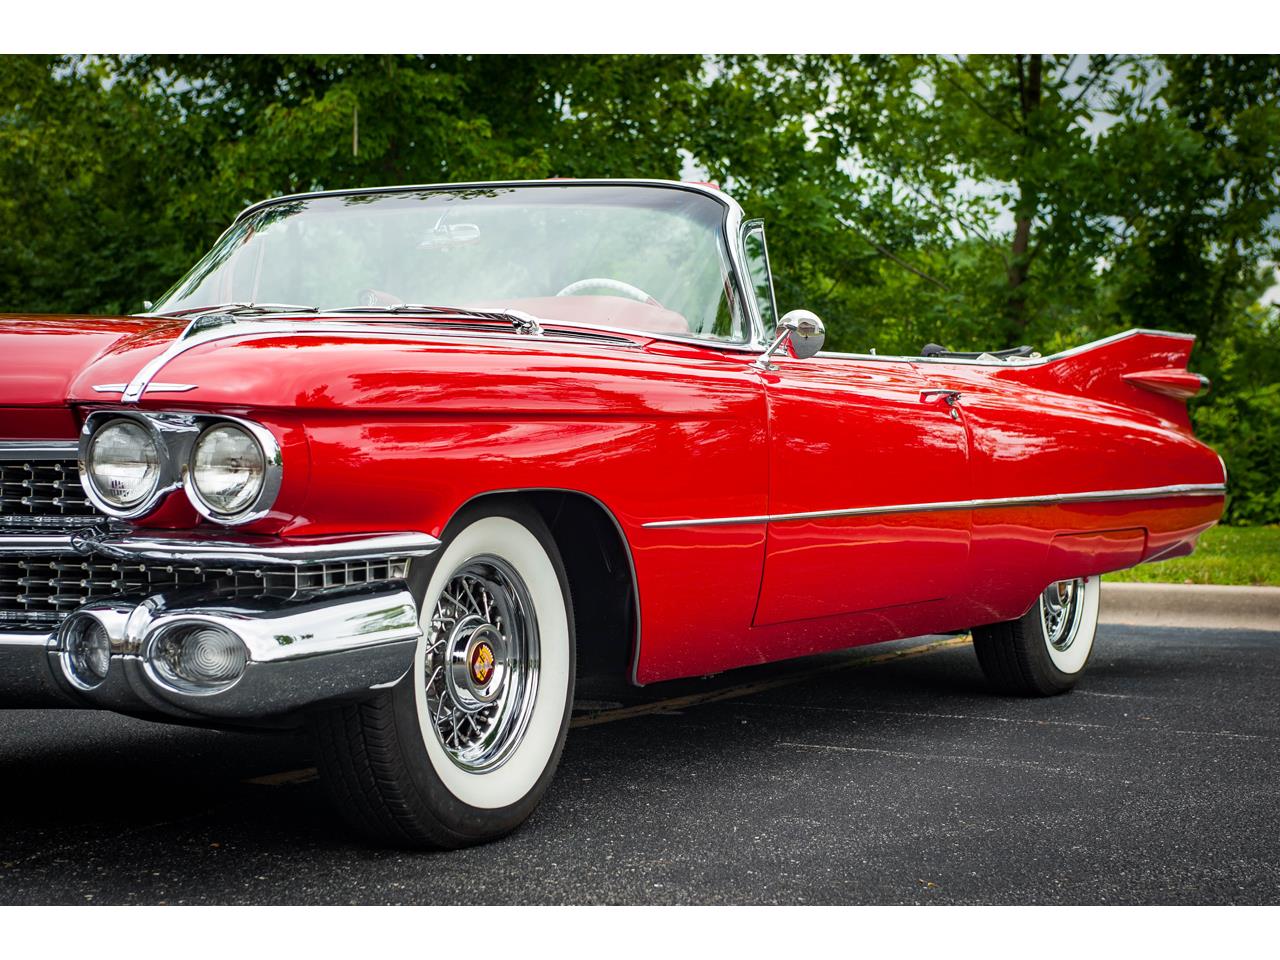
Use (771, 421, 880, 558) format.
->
(312, 503, 574, 848)
(972, 576, 1100, 696)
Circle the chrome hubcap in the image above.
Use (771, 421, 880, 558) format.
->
(1040, 578, 1085, 651)
(424, 556, 539, 772)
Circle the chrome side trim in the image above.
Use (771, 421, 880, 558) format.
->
(817, 328, 1198, 369)
(641, 482, 1228, 529)
(75, 530, 441, 567)
(0, 440, 78, 460)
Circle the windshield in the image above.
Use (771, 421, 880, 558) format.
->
(152, 184, 750, 343)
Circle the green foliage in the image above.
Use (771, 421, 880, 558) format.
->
(1105, 524, 1280, 585)
(1, 54, 1278, 520)
(1193, 303, 1280, 524)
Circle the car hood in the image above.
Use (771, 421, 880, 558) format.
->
(1, 311, 735, 421)
(0, 313, 182, 408)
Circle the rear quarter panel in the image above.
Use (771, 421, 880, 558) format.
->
(914, 337, 1225, 624)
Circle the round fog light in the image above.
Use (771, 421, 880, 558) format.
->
(60, 615, 112, 690)
(147, 623, 248, 694)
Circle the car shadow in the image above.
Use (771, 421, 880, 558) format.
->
(0, 626, 1232, 893)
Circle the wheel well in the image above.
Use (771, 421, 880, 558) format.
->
(460, 490, 638, 687)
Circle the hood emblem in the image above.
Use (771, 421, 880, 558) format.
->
(92, 383, 197, 394)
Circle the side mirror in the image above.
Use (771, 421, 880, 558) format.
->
(779, 309, 825, 359)
(754, 309, 826, 369)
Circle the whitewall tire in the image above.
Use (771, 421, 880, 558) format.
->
(312, 501, 575, 848)
(972, 576, 1100, 696)
(413, 515, 571, 809)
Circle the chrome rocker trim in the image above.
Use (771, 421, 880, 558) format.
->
(642, 482, 1228, 529)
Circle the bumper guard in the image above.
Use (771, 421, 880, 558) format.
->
(0, 530, 438, 720)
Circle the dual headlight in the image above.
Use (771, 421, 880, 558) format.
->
(188, 424, 269, 517)
(81, 414, 279, 524)
(84, 419, 162, 510)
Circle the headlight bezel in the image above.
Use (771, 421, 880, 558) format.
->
(78, 411, 283, 525)
(184, 418, 283, 525)
(79, 414, 174, 519)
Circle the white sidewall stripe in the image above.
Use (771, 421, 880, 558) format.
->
(413, 516, 570, 810)
(1046, 576, 1100, 675)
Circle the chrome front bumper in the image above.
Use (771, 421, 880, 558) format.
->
(0, 530, 438, 721)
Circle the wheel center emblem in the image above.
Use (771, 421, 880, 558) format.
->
(470, 642, 495, 685)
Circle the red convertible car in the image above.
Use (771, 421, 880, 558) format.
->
(0, 179, 1225, 848)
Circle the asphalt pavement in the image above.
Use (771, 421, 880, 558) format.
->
(1, 623, 1277, 905)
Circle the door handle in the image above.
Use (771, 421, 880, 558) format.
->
(919, 389, 962, 419)
(919, 389, 961, 405)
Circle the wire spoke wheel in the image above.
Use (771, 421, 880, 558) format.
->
(1040, 578, 1085, 652)
(311, 505, 573, 848)
(423, 555, 540, 772)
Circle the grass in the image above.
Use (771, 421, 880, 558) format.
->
(1104, 525, 1280, 587)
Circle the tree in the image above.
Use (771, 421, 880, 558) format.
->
(1, 53, 1277, 520)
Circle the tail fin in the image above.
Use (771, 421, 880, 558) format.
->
(1027, 329, 1208, 430)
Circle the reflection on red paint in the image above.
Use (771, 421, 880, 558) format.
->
(1, 315, 1226, 685)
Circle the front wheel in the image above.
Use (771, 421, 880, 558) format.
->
(312, 503, 575, 848)
(972, 576, 1100, 696)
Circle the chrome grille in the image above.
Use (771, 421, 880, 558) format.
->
(0, 554, 412, 633)
(0, 458, 99, 520)
(293, 558, 410, 592)
(0, 448, 417, 634)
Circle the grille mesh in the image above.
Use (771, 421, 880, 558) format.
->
(0, 555, 412, 632)
(2, 454, 413, 634)
(0, 458, 98, 519)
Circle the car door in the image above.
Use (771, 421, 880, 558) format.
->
(753, 355, 973, 625)
(739, 223, 972, 626)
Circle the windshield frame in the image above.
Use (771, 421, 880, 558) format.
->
(151, 179, 770, 353)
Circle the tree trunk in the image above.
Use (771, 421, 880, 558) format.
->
(1006, 54, 1042, 331)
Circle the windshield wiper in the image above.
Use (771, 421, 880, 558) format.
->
(154, 302, 320, 318)
(330, 304, 544, 336)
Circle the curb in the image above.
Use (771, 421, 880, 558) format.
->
(1100, 582, 1280, 632)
